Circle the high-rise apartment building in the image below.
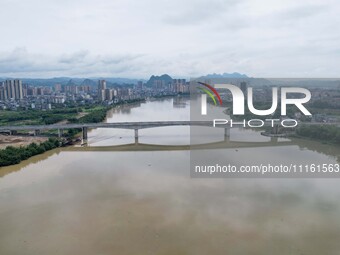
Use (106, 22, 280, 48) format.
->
(0, 79, 24, 100)
(240, 82, 247, 95)
(172, 79, 188, 93)
(137, 81, 143, 90)
(54, 83, 62, 92)
(0, 82, 6, 101)
(105, 88, 113, 101)
(97, 80, 107, 101)
(14, 79, 23, 99)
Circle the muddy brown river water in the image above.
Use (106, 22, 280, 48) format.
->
(1, 98, 340, 255)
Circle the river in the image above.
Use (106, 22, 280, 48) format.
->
(0, 97, 340, 255)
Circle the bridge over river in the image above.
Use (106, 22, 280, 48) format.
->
(0, 121, 223, 143)
(0, 121, 337, 145)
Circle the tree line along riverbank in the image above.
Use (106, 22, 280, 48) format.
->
(0, 106, 113, 167)
(295, 124, 340, 145)
(0, 138, 61, 167)
(0, 99, 146, 167)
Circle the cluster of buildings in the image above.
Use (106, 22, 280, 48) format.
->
(0, 78, 339, 124)
(171, 79, 190, 93)
(0, 80, 56, 100)
(150, 78, 190, 94)
(56, 84, 91, 94)
(96, 79, 190, 103)
(0, 78, 191, 110)
(97, 80, 136, 103)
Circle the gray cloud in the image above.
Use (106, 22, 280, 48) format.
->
(161, 0, 241, 25)
(59, 51, 89, 64)
(277, 4, 329, 20)
(0, 48, 145, 77)
(0, 0, 339, 78)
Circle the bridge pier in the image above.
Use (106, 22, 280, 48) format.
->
(82, 127, 88, 144)
(224, 128, 230, 142)
(58, 129, 63, 138)
(134, 129, 139, 144)
(272, 124, 279, 134)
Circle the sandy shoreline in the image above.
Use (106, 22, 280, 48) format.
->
(0, 135, 48, 149)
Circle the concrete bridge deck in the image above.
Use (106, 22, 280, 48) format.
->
(0, 121, 337, 144)
(0, 121, 220, 143)
(0, 121, 337, 132)
(66, 139, 296, 152)
(0, 121, 215, 131)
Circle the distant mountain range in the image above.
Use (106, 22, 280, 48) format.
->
(0, 72, 251, 87)
(201, 72, 248, 79)
(0, 77, 144, 87)
(146, 74, 173, 86)
(81, 79, 97, 87)
(144, 73, 249, 86)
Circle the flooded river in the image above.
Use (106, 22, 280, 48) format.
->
(1, 97, 340, 255)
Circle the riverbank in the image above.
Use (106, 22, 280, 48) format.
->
(0, 98, 150, 167)
(0, 134, 48, 150)
(0, 138, 61, 167)
(0, 95, 189, 167)
(291, 133, 340, 146)
(295, 124, 340, 146)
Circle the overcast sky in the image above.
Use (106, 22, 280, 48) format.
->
(0, 0, 339, 78)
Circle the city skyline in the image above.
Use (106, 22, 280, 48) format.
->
(0, 0, 340, 78)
